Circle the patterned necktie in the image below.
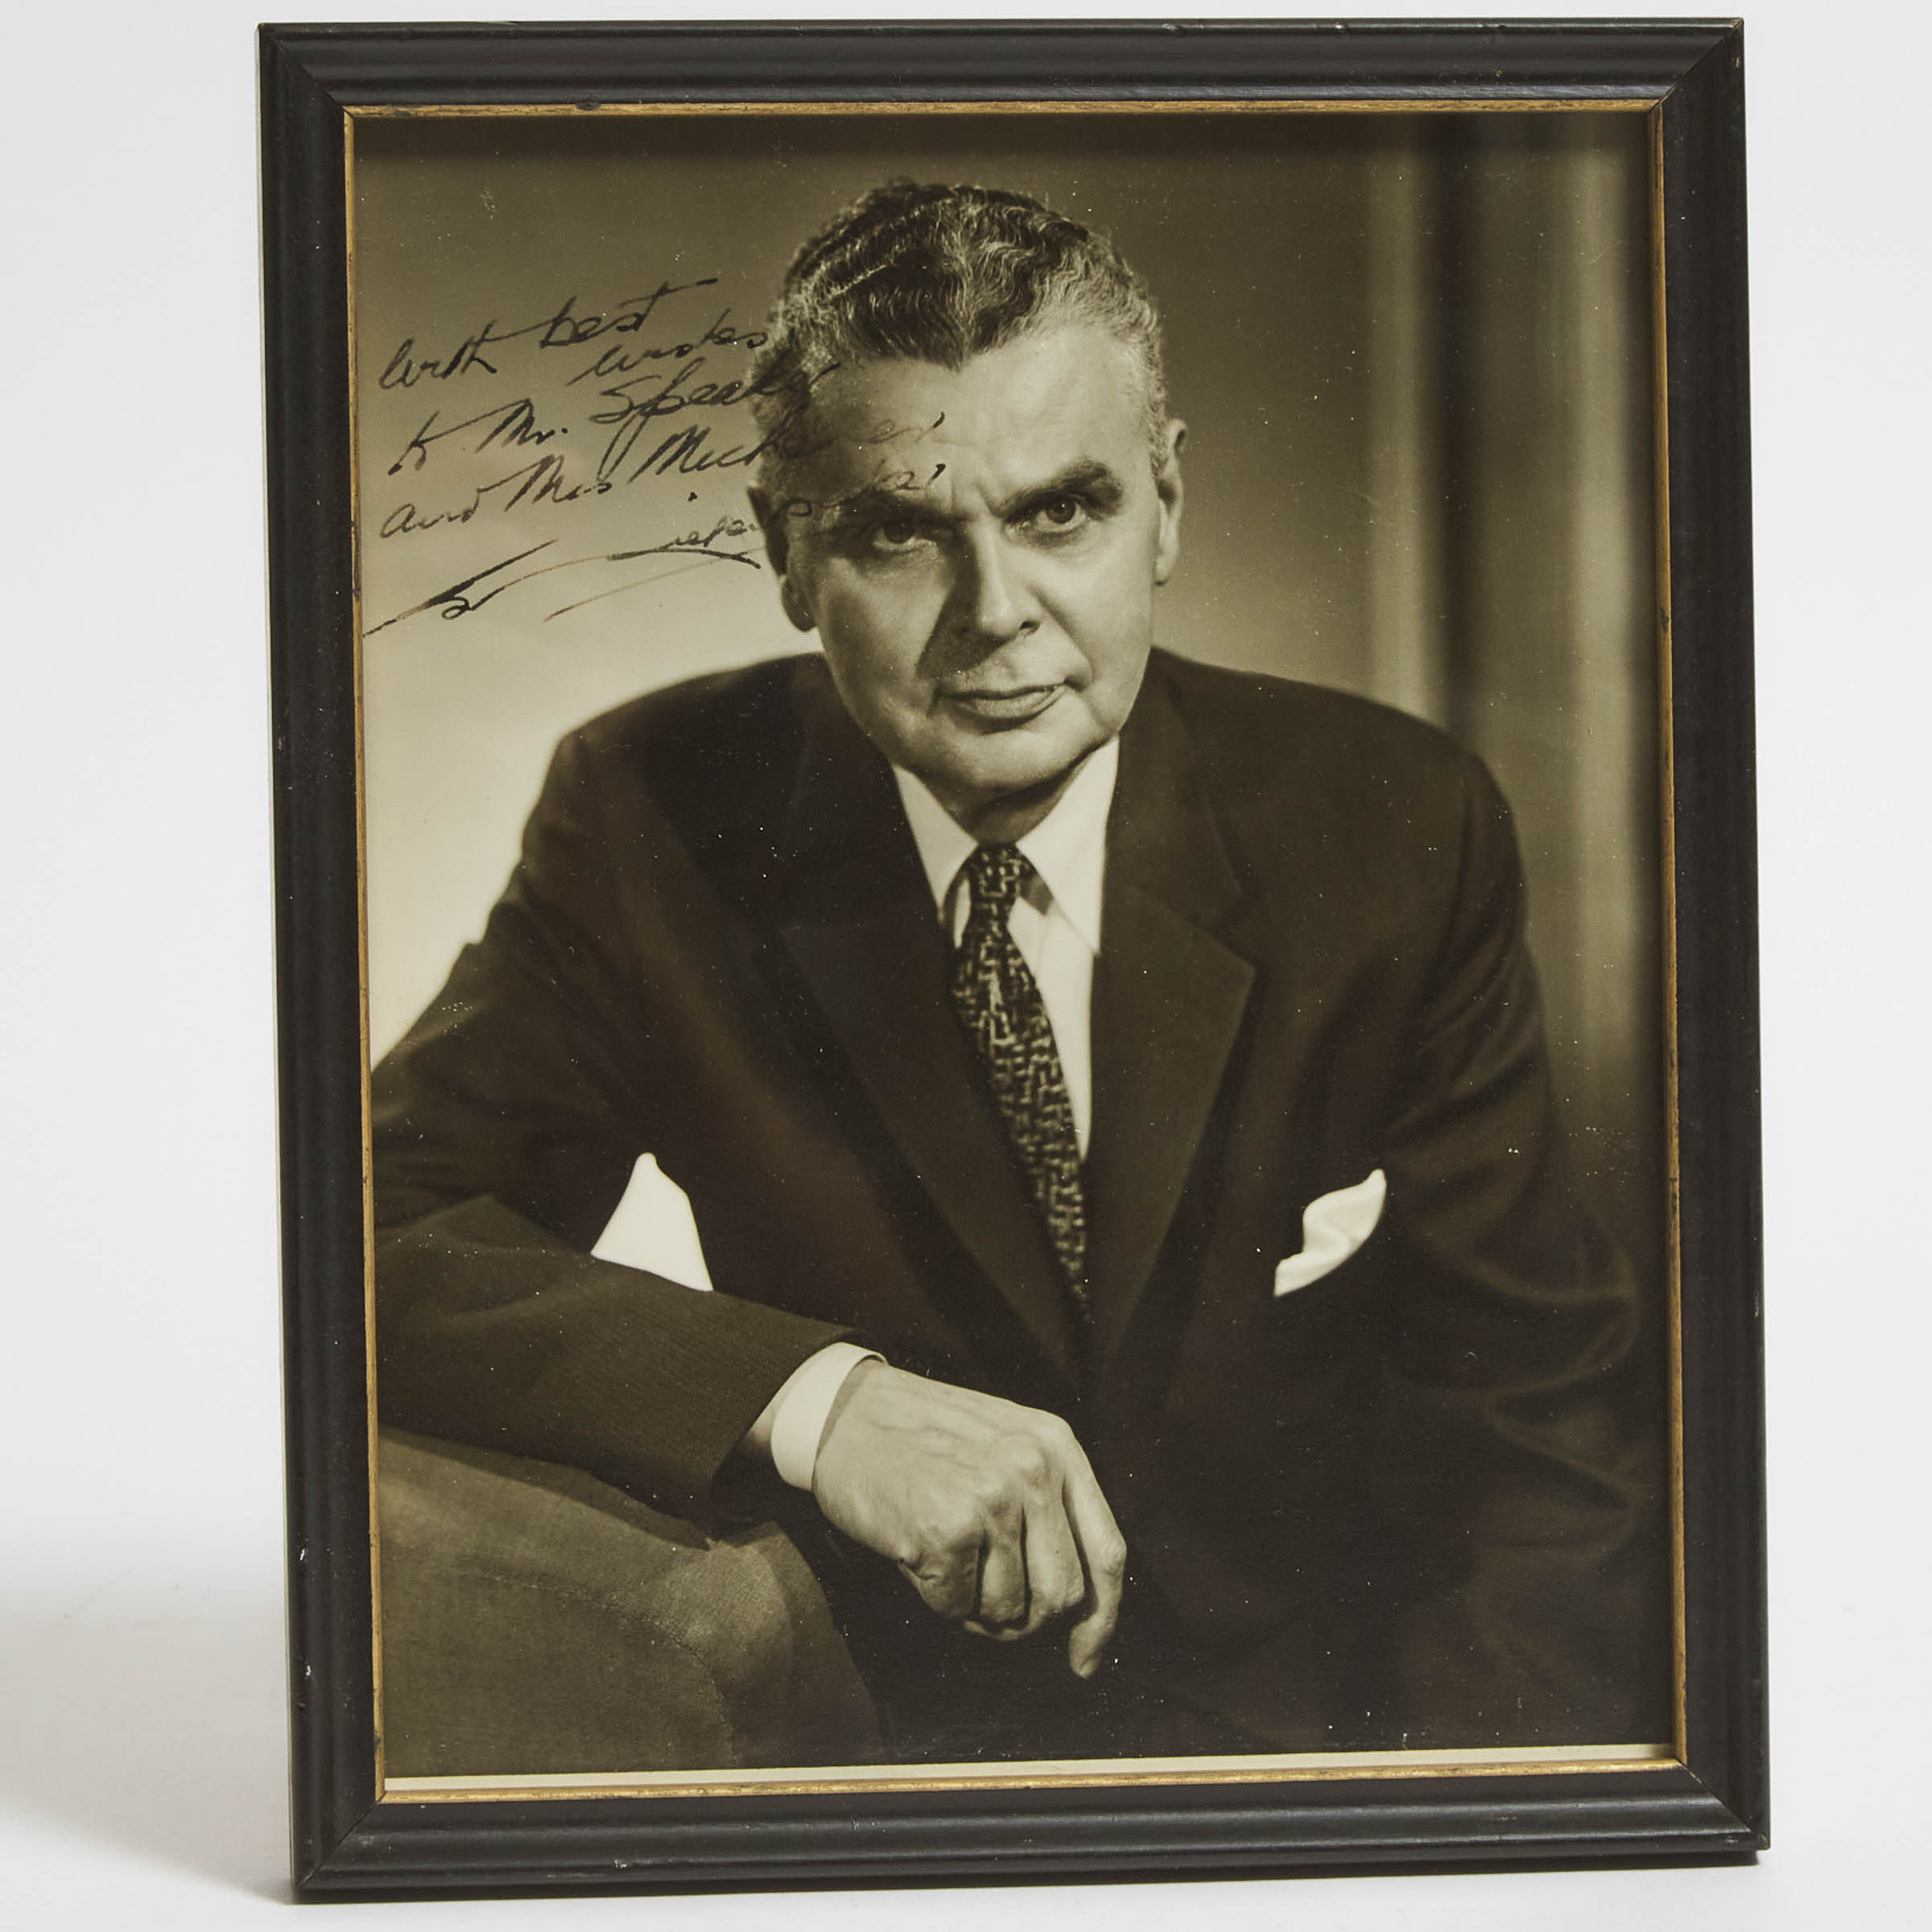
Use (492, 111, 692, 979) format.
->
(948, 844, 1089, 1315)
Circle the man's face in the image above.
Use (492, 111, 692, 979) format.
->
(756, 324, 1183, 834)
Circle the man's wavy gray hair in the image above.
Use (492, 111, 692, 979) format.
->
(749, 180, 1170, 487)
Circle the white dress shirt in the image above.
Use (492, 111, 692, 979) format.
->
(749, 737, 1122, 1488)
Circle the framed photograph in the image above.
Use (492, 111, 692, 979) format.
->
(264, 19, 1765, 1895)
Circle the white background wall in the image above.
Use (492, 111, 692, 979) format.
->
(2, 3, 1922, 1926)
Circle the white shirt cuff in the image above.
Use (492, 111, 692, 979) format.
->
(758, 1342, 883, 1491)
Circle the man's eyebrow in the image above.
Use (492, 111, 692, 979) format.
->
(806, 457, 1125, 528)
(808, 472, 945, 527)
(996, 460, 1125, 514)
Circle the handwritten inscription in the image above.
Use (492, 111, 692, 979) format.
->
(377, 280, 725, 391)
(365, 275, 794, 635)
(364, 518, 763, 637)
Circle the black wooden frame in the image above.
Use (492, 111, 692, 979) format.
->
(264, 18, 1763, 1896)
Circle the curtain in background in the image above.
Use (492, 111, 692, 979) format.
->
(1359, 115, 1663, 1282)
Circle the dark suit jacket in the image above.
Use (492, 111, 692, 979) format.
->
(372, 648, 1668, 1757)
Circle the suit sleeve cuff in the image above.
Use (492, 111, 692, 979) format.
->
(746, 1341, 884, 1490)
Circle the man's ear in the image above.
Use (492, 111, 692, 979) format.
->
(1153, 419, 1186, 587)
(748, 486, 817, 634)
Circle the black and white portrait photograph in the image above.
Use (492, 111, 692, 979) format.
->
(354, 105, 1674, 1789)
(8, 2, 1930, 1925)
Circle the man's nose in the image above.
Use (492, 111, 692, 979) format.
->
(950, 530, 1039, 644)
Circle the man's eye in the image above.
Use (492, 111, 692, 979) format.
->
(865, 517, 927, 554)
(1026, 494, 1088, 535)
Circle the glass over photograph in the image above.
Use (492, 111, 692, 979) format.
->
(350, 105, 1676, 1794)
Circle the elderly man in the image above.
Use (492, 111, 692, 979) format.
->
(373, 181, 1665, 1763)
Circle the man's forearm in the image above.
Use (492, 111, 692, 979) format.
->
(374, 1194, 860, 1526)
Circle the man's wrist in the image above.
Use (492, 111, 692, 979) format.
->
(745, 1341, 885, 1490)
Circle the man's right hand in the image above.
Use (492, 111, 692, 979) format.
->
(809, 1360, 1126, 1678)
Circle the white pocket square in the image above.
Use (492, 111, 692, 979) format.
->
(1273, 1169, 1387, 1296)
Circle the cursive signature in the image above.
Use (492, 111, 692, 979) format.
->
(365, 517, 762, 636)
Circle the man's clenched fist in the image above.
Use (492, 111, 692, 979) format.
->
(810, 1361, 1126, 1678)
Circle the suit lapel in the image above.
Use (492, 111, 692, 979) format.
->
(774, 671, 1081, 1383)
(1087, 670, 1256, 1364)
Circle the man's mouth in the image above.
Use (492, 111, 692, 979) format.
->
(941, 684, 1062, 724)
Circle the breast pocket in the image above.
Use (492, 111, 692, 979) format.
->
(1273, 1169, 1387, 1297)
